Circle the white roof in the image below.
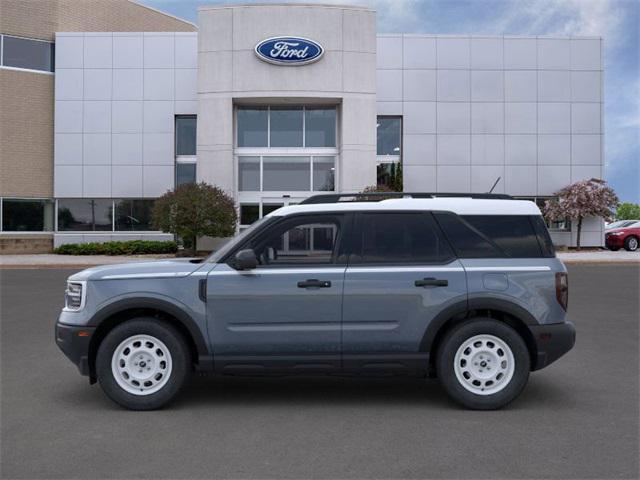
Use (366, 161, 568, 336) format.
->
(269, 198, 542, 217)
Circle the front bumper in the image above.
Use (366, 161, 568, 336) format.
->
(55, 322, 95, 377)
(529, 321, 576, 370)
(605, 235, 624, 248)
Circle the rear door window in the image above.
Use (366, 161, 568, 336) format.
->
(351, 212, 454, 264)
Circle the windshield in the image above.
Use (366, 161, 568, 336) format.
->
(205, 216, 273, 263)
(607, 220, 637, 229)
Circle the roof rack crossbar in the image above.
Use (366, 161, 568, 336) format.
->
(300, 192, 513, 204)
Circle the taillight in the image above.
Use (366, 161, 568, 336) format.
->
(555, 272, 568, 311)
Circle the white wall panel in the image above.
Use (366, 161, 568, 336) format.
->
(112, 69, 143, 100)
(471, 70, 503, 101)
(402, 36, 436, 69)
(437, 70, 470, 101)
(470, 38, 503, 69)
(471, 103, 503, 134)
(113, 35, 143, 68)
(82, 133, 111, 165)
(403, 165, 437, 191)
(403, 70, 436, 101)
(505, 71, 536, 101)
(504, 38, 536, 69)
(56, 69, 83, 100)
(538, 103, 570, 134)
(471, 135, 504, 165)
(83, 69, 112, 100)
(83, 165, 111, 197)
(437, 103, 470, 134)
(436, 38, 470, 69)
(83, 35, 112, 69)
(112, 134, 143, 165)
(437, 135, 470, 164)
(55, 35, 84, 69)
(83, 101, 111, 133)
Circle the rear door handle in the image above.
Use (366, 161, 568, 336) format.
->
(297, 279, 332, 288)
(415, 278, 448, 287)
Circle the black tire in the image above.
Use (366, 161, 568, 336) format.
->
(436, 319, 530, 410)
(624, 236, 638, 251)
(96, 318, 190, 410)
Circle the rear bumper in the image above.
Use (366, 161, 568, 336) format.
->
(529, 321, 576, 371)
(55, 322, 95, 377)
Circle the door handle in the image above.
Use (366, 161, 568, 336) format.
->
(415, 278, 448, 287)
(297, 279, 331, 288)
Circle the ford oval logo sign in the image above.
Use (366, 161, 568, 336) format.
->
(255, 37, 324, 66)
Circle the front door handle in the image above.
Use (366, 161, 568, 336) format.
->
(415, 278, 448, 287)
(297, 279, 331, 288)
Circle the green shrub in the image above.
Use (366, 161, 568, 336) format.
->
(54, 240, 178, 256)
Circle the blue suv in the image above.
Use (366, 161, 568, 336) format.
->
(56, 193, 575, 410)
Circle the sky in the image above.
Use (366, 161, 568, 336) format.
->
(140, 0, 639, 203)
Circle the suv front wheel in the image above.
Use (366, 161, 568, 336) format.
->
(436, 319, 530, 410)
(96, 318, 190, 410)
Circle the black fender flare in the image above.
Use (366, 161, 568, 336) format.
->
(87, 296, 210, 359)
(420, 297, 539, 353)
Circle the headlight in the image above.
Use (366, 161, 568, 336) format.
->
(64, 281, 86, 311)
(608, 231, 624, 236)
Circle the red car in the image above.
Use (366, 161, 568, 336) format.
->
(605, 222, 640, 251)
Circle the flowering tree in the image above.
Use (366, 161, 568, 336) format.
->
(152, 182, 237, 255)
(543, 179, 619, 250)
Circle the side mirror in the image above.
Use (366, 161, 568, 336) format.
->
(232, 249, 258, 271)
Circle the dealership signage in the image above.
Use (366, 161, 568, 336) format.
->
(255, 37, 324, 65)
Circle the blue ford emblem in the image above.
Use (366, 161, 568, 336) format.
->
(255, 37, 324, 66)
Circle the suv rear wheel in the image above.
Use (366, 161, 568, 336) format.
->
(436, 319, 530, 410)
(96, 318, 190, 410)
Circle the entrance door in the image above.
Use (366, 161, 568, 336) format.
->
(341, 212, 468, 373)
(207, 213, 348, 373)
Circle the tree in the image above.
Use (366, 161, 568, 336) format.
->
(152, 182, 237, 254)
(543, 179, 619, 250)
(616, 202, 640, 220)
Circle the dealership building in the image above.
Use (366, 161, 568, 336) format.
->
(0, 1, 605, 252)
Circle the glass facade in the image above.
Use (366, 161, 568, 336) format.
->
(1, 199, 54, 231)
(237, 107, 268, 147)
(57, 199, 112, 231)
(175, 116, 196, 156)
(114, 199, 155, 231)
(238, 156, 335, 192)
(1, 35, 54, 73)
(376, 116, 403, 191)
(175, 115, 197, 186)
(237, 106, 336, 148)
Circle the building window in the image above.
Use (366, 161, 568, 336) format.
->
(1, 35, 54, 73)
(1, 198, 54, 232)
(238, 156, 335, 192)
(57, 199, 112, 231)
(239, 202, 286, 228)
(176, 163, 196, 187)
(55, 199, 159, 232)
(516, 197, 572, 231)
(175, 115, 196, 186)
(114, 199, 155, 231)
(236, 106, 337, 148)
(376, 116, 402, 191)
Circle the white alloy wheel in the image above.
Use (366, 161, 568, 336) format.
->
(453, 334, 515, 395)
(628, 237, 638, 251)
(111, 334, 173, 395)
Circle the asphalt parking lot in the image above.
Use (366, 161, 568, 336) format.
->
(1, 265, 638, 479)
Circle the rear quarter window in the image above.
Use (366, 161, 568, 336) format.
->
(434, 213, 549, 258)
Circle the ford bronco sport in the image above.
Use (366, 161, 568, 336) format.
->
(56, 193, 575, 410)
